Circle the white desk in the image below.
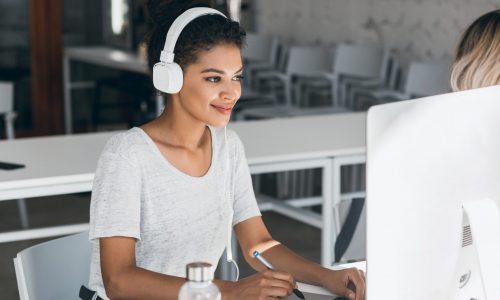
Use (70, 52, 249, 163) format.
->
(236, 105, 350, 120)
(0, 112, 366, 266)
(63, 46, 164, 133)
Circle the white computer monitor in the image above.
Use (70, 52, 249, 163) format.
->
(366, 85, 500, 300)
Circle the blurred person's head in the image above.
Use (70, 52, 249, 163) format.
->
(450, 10, 500, 91)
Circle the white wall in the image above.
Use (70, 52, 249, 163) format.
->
(255, 0, 352, 46)
(255, 0, 499, 62)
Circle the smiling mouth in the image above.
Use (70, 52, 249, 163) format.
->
(211, 104, 233, 115)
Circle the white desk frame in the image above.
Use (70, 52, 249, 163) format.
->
(63, 46, 164, 133)
(0, 113, 366, 266)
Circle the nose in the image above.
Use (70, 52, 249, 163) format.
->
(220, 81, 240, 102)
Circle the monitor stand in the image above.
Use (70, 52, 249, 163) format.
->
(454, 198, 500, 300)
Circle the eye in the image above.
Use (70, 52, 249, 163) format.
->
(233, 74, 244, 81)
(205, 76, 221, 83)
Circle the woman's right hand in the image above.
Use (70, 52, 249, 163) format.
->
(223, 269, 296, 300)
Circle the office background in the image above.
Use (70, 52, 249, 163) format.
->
(1, 0, 499, 299)
(0, 0, 497, 136)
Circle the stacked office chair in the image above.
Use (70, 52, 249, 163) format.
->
(241, 32, 280, 88)
(236, 46, 337, 120)
(14, 231, 91, 300)
(360, 61, 451, 107)
(0, 81, 29, 229)
(256, 46, 332, 106)
(236, 33, 281, 111)
(300, 43, 388, 108)
(237, 44, 390, 119)
(250, 41, 290, 95)
(345, 49, 401, 110)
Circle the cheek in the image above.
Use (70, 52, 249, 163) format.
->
(180, 82, 216, 111)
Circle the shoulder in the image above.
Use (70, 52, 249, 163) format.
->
(100, 128, 149, 163)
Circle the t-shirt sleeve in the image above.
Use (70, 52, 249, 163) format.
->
(89, 142, 142, 241)
(230, 131, 261, 226)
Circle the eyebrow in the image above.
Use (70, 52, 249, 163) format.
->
(201, 66, 244, 75)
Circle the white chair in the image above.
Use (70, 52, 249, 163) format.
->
(14, 231, 91, 300)
(241, 33, 280, 91)
(237, 46, 332, 120)
(345, 49, 401, 110)
(0, 81, 29, 229)
(300, 44, 387, 108)
(366, 61, 451, 104)
(254, 46, 332, 107)
(242, 32, 279, 66)
(235, 33, 282, 111)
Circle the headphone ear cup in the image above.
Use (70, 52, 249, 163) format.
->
(153, 62, 184, 94)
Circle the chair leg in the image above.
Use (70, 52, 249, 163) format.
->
(17, 198, 29, 229)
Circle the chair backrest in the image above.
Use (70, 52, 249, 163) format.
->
(14, 231, 91, 300)
(242, 32, 279, 65)
(404, 62, 450, 97)
(380, 49, 401, 89)
(276, 42, 289, 72)
(332, 44, 385, 78)
(285, 46, 331, 76)
(0, 81, 14, 114)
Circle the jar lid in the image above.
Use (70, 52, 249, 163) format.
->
(186, 262, 214, 282)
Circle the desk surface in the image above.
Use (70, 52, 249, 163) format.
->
(230, 112, 366, 165)
(0, 112, 366, 193)
(65, 46, 148, 74)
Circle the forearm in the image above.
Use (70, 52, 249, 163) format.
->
(247, 242, 330, 286)
(104, 266, 185, 300)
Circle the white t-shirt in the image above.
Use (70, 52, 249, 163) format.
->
(88, 126, 261, 299)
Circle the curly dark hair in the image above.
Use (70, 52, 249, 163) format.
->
(144, 0, 246, 72)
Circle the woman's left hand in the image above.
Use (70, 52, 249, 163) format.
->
(320, 268, 365, 300)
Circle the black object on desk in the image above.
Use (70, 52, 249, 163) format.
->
(0, 161, 25, 170)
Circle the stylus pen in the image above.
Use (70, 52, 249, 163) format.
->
(253, 250, 305, 299)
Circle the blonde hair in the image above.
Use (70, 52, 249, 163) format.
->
(450, 10, 500, 91)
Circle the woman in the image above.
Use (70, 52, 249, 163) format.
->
(87, 1, 365, 299)
(450, 10, 500, 91)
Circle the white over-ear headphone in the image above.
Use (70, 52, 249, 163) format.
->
(152, 7, 226, 94)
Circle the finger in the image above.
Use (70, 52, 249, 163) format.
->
(260, 286, 292, 299)
(348, 271, 365, 300)
(259, 276, 294, 294)
(265, 270, 296, 287)
(336, 285, 356, 300)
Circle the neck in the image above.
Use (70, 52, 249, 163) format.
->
(153, 100, 208, 151)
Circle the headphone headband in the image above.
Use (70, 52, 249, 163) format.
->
(160, 7, 226, 63)
(153, 7, 227, 94)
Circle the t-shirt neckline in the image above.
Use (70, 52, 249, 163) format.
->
(133, 126, 217, 182)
